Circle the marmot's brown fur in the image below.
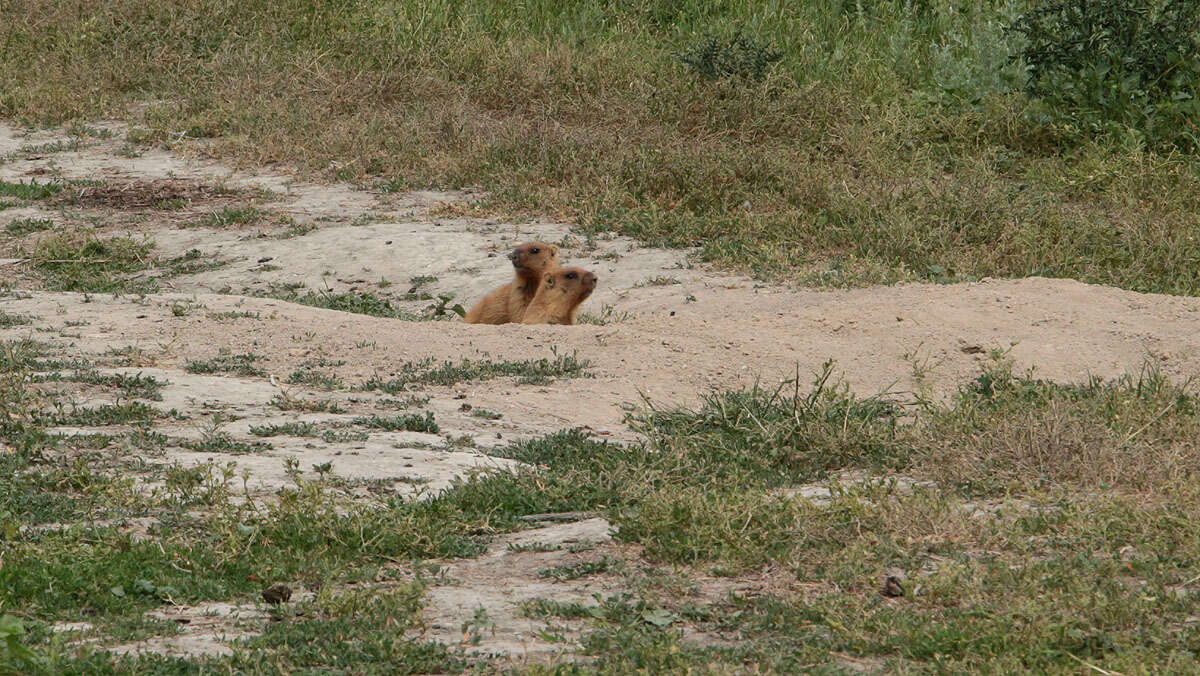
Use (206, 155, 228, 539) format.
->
(521, 267, 597, 325)
(464, 242, 560, 324)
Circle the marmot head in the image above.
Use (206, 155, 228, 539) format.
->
(508, 242, 559, 273)
(541, 267, 597, 301)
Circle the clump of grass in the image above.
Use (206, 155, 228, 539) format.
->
(269, 394, 347, 413)
(267, 285, 419, 319)
(201, 206, 264, 227)
(163, 249, 226, 276)
(29, 232, 155, 293)
(249, 421, 320, 437)
(274, 221, 317, 238)
(538, 556, 622, 581)
(635, 276, 680, 287)
(179, 432, 270, 454)
(358, 351, 591, 392)
(48, 402, 161, 426)
(4, 217, 53, 235)
(0, 311, 32, 328)
(32, 370, 165, 400)
(0, 180, 63, 201)
(578, 303, 632, 325)
(207, 311, 259, 321)
(184, 353, 267, 378)
(353, 412, 439, 434)
(286, 358, 347, 390)
(678, 31, 784, 81)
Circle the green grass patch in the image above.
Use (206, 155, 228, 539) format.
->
(30, 370, 165, 400)
(286, 358, 346, 390)
(267, 285, 419, 319)
(353, 412, 439, 434)
(162, 248, 226, 276)
(184, 353, 267, 378)
(201, 206, 265, 227)
(28, 232, 155, 293)
(358, 351, 591, 392)
(207, 310, 260, 321)
(0, 180, 62, 201)
(47, 401, 161, 426)
(4, 217, 53, 235)
(538, 556, 622, 581)
(269, 393, 347, 414)
(8, 334, 1200, 670)
(0, 310, 32, 328)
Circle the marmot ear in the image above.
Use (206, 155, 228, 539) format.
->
(550, 245, 559, 256)
(543, 273, 556, 287)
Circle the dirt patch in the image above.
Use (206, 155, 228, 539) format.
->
(106, 601, 283, 659)
(419, 518, 618, 660)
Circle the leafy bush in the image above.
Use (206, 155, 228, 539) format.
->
(0, 615, 40, 672)
(678, 31, 783, 81)
(1010, 0, 1200, 148)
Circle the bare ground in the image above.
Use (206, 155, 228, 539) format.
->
(7, 121, 1200, 662)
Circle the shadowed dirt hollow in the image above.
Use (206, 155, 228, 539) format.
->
(7, 121, 1200, 661)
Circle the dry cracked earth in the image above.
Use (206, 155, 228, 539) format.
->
(3, 121, 1200, 665)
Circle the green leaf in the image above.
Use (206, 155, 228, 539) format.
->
(640, 608, 677, 627)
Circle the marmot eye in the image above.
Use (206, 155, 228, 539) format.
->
(566, 272, 577, 279)
(530, 247, 540, 254)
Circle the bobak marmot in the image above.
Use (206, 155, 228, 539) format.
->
(521, 267, 597, 325)
(464, 242, 561, 324)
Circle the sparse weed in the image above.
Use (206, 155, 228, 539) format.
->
(0, 180, 63, 201)
(267, 285, 420, 319)
(201, 206, 264, 228)
(358, 351, 591, 392)
(184, 353, 268, 378)
(269, 393, 347, 414)
(353, 412, 439, 434)
(28, 232, 155, 293)
(4, 217, 53, 236)
(0, 311, 32, 328)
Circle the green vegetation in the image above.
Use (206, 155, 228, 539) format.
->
(1011, 0, 1200, 148)
(4, 1, 1200, 671)
(0, 310, 32, 328)
(353, 412, 439, 434)
(0, 180, 62, 201)
(31, 370, 165, 400)
(201, 206, 265, 227)
(26, 233, 155, 293)
(184, 353, 268, 377)
(4, 217, 53, 235)
(5, 331, 1200, 671)
(358, 351, 591, 392)
(266, 285, 420, 320)
(286, 358, 347, 390)
(4, 0, 1200, 292)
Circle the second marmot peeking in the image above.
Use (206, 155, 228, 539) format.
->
(521, 267, 597, 325)
(464, 242, 560, 324)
